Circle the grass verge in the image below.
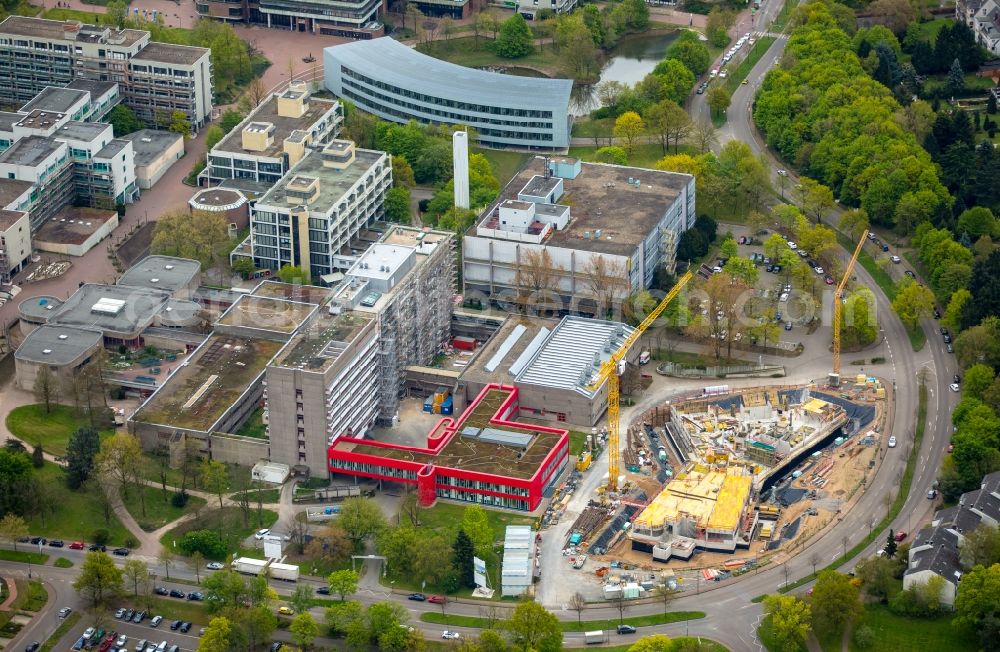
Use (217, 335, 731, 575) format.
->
(121, 485, 207, 532)
(0, 550, 49, 564)
(40, 612, 80, 652)
(569, 143, 680, 169)
(54, 557, 74, 568)
(26, 462, 132, 545)
(847, 603, 978, 651)
(420, 611, 706, 631)
(724, 36, 777, 94)
(5, 404, 113, 457)
(477, 148, 531, 186)
(773, 0, 800, 31)
(12, 580, 48, 611)
(905, 325, 927, 352)
(768, 383, 927, 596)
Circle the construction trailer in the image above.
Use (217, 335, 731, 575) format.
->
(268, 562, 300, 582)
(234, 557, 269, 576)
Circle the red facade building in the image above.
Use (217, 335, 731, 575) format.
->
(328, 384, 569, 511)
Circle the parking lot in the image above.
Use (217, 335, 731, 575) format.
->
(65, 612, 202, 652)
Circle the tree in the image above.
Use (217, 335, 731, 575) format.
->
(795, 177, 835, 224)
(958, 207, 997, 239)
(883, 530, 898, 559)
(288, 584, 314, 614)
(513, 248, 562, 314)
(179, 530, 227, 559)
(289, 612, 319, 649)
(0, 449, 32, 516)
(205, 125, 225, 151)
(122, 559, 149, 597)
(810, 570, 862, 635)
(391, 155, 416, 189)
(955, 563, 1000, 627)
(495, 14, 533, 59)
(582, 255, 630, 318)
(868, 0, 915, 35)
(689, 119, 718, 154)
(191, 550, 204, 584)
(198, 616, 235, 652)
(96, 433, 142, 499)
(649, 59, 696, 105)
(613, 111, 645, 157)
(305, 525, 352, 568)
(947, 58, 966, 96)
(74, 551, 124, 608)
(653, 583, 675, 616)
(384, 185, 411, 224)
(854, 556, 896, 602)
(0, 513, 28, 551)
(503, 601, 561, 652)
(705, 7, 736, 48)
(839, 209, 870, 242)
(33, 365, 59, 413)
(339, 497, 386, 548)
(762, 594, 811, 652)
(960, 525, 1000, 569)
(707, 87, 731, 118)
(31, 443, 43, 469)
(892, 282, 935, 331)
(276, 264, 309, 285)
(462, 505, 493, 556)
(453, 529, 476, 588)
(219, 109, 245, 134)
(106, 0, 128, 28)
(108, 104, 144, 137)
(569, 592, 586, 624)
(644, 100, 690, 154)
(200, 459, 228, 511)
(666, 33, 711, 76)
(626, 635, 672, 652)
(554, 14, 600, 80)
(327, 569, 359, 601)
(943, 288, 971, 333)
(965, 364, 996, 400)
(595, 146, 628, 165)
(168, 110, 191, 138)
(151, 210, 226, 269)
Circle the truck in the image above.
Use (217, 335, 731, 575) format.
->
(572, 554, 588, 569)
(569, 532, 582, 546)
(584, 631, 604, 645)
(234, 557, 269, 576)
(268, 561, 300, 582)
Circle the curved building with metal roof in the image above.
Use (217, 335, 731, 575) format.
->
(323, 38, 572, 149)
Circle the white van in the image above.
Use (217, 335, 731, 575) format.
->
(638, 351, 651, 366)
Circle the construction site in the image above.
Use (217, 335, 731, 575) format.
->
(542, 376, 886, 597)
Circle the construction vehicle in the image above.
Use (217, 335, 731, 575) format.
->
(830, 230, 868, 386)
(586, 272, 693, 491)
(576, 452, 592, 471)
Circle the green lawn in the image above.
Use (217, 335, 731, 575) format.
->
(773, 0, 800, 31)
(5, 404, 114, 457)
(421, 610, 706, 632)
(569, 143, 677, 169)
(572, 117, 616, 141)
(234, 407, 268, 439)
(121, 485, 207, 532)
(40, 612, 80, 652)
(11, 580, 48, 611)
(54, 557, 74, 568)
(235, 489, 281, 503)
(159, 507, 278, 559)
(847, 604, 978, 652)
(0, 549, 49, 565)
(477, 148, 530, 185)
(25, 462, 133, 545)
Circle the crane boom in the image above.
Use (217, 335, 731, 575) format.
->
(831, 229, 868, 385)
(588, 271, 693, 491)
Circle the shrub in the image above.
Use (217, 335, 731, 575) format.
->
(124, 536, 139, 549)
(178, 529, 227, 559)
(171, 492, 190, 508)
(854, 624, 874, 649)
(91, 529, 110, 545)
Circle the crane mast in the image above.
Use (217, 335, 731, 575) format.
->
(830, 229, 868, 387)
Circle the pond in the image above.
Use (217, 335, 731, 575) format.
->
(571, 31, 681, 116)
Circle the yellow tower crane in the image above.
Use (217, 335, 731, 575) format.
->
(587, 272, 693, 492)
(830, 229, 869, 387)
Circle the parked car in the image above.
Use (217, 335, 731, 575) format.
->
(442, 631, 460, 640)
(58, 607, 72, 619)
(890, 255, 901, 263)
(407, 593, 426, 602)
(254, 529, 270, 540)
(25, 642, 41, 652)
(882, 244, 889, 252)
(132, 611, 145, 624)
(150, 616, 162, 628)
(904, 270, 916, 278)
(134, 640, 147, 652)
(29, 537, 46, 545)
(168, 590, 185, 599)
(269, 643, 282, 652)
(277, 607, 294, 616)
(169, 621, 181, 631)
(186, 592, 203, 601)
(69, 541, 84, 550)
(785, 322, 793, 331)
(617, 625, 637, 635)
(428, 595, 446, 604)
(115, 635, 128, 647)
(824, 275, 835, 285)
(894, 531, 907, 542)
(48, 540, 64, 547)
(888, 436, 897, 448)
(316, 587, 331, 595)
(88, 544, 106, 552)
(947, 343, 954, 353)
(112, 548, 130, 556)
(944, 334, 952, 344)
(928, 489, 939, 499)
(950, 383, 961, 392)
(124, 609, 135, 622)
(179, 623, 192, 634)
(115, 608, 126, 620)
(206, 562, 224, 570)
(83, 628, 96, 641)
(154, 587, 169, 596)
(72, 638, 85, 651)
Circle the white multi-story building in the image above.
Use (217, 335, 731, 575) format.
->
(249, 139, 391, 279)
(0, 16, 213, 131)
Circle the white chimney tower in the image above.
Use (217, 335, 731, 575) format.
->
(453, 130, 470, 210)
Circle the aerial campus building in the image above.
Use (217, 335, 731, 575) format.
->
(323, 38, 573, 149)
(328, 383, 570, 511)
(462, 156, 696, 312)
(0, 16, 213, 131)
(196, 0, 387, 39)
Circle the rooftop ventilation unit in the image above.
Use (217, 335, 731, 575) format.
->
(91, 297, 126, 315)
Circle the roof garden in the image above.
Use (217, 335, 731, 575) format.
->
(217, 295, 316, 334)
(134, 334, 282, 431)
(251, 280, 331, 305)
(274, 310, 373, 372)
(334, 386, 566, 480)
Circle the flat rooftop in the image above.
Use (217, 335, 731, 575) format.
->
(134, 334, 283, 432)
(380, 225, 453, 249)
(20, 87, 88, 115)
(273, 309, 373, 372)
(0, 179, 33, 207)
(213, 95, 337, 158)
(251, 280, 331, 305)
(0, 111, 23, 132)
(334, 386, 566, 480)
(476, 157, 692, 256)
(96, 139, 129, 159)
(0, 16, 146, 47)
(122, 129, 183, 167)
(256, 148, 384, 210)
(33, 207, 116, 245)
(15, 324, 103, 365)
(117, 255, 201, 294)
(460, 315, 559, 388)
(134, 41, 209, 66)
(18, 295, 62, 322)
(634, 469, 753, 533)
(189, 188, 246, 212)
(0, 209, 25, 230)
(0, 135, 64, 167)
(65, 79, 118, 98)
(217, 295, 317, 334)
(48, 283, 170, 335)
(53, 121, 111, 143)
